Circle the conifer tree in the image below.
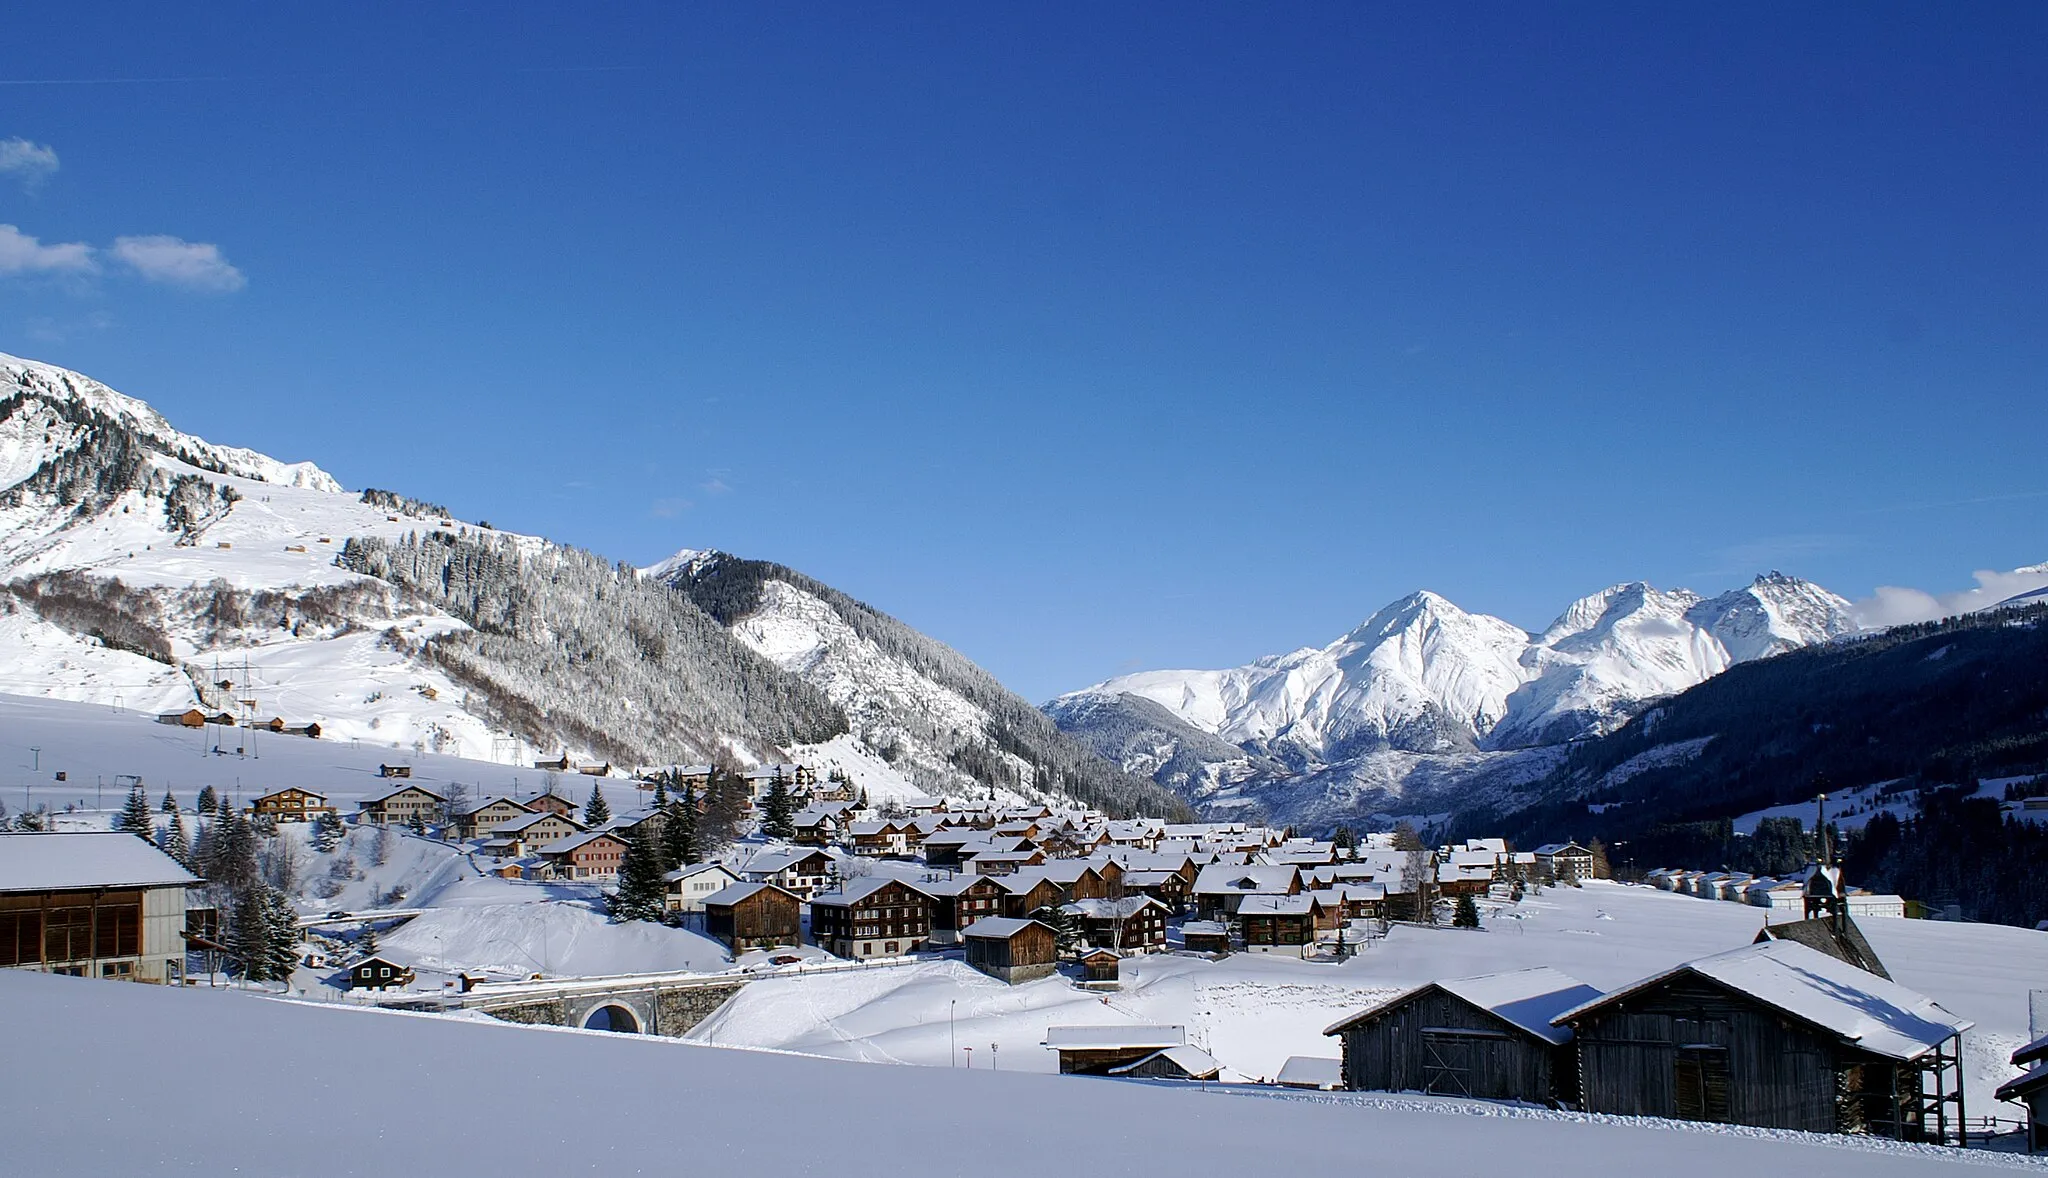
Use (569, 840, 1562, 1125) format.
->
(262, 885, 303, 982)
(360, 924, 379, 957)
(663, 786, 699, 868)
(311, 810, 345, 853)
(1031, 903, 1082, 956)
(585, 782, 611, 827)
(1453, 893, 1480, 929)
(652, 776, 669, 809)
(159, 810, 191, 868)
(609, 823, 667, 923)
(161, 788, 179, 814)
(760, 777, 796, 840)
(117, 783, 154, 839)
(196, 784, 218, 814)
(407, 811, 427, 836)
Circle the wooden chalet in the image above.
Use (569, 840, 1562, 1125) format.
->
(703, 882, 802, 955)
(1191, 863, 1301, 920)
(1077, 946, 1122, 983)
(539, 831, 629, 881)
(1276, 1056, 1342, 1090)
(357, 785, 444, 827)
(809, 878, 933, 959)
(1237, 893, 1323, 953)
(526, 790, 581, 820)
(1179, 920, 1231, 955)
(348, 955, 415, 991)
(921, 874, 1009, 945)
(919, 829, 979, 868)
(997, 873, 1068, 921)
(533, 753, 573, 771)
(495, 810, 584, 849)
(376, 764, 413, 778)
(451, 796, 535, 840)
(157, 708, 208, 728)
(1063, 896, 1168, 953)
(1043, 1025, 1189, 1075)
(1556, 940, 1973, 1141)
(961, 916, 1057, 983)
(847, 820, 909, 858)
(739, 848, 836, 900)
(248, 787, 335, 824)
(1325, 967, 1598, 1103)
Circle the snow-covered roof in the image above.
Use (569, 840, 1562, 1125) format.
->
(1043, 1025, 1185, 1051)
(362, 784, 445, 805)
(497, 811, 581, 833)
(453, 795, 531, 816)
(1236, 893, 1315, 916)
(1192, 863, 1299, 896)
(743, 849, 829, 876)
(1107, 1045, 1221, 1079)
(1180, 920, 1228, 937)
(1062, 896, 1162, 920)
(1532, 843, 1586, 857)
(961, 916, 1044, 940)
(664, 862, 738, 883)
(0, 832, 201, 892)
(1552, 940, 1972, 1061)
(1996, 1061, 2048, 1103)
(2011, 1030, 2048, 1069)
(810, 877, 927, 907)
(701, 881, 789, 907)
(537, 831, 626, 855)
(1275, 1056, 1342, 1089)
(1325, 967, 1600, 1046)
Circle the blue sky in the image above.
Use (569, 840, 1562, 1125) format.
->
(4, 4, 2045, 701)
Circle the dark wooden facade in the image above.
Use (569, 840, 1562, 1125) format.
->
(810, 879, 932, 958)
(349, 956, 415, 991)
(1565, 973, 1943, 1137)
(1330, 985, 1568, 1103)
(962, 919, 1056, 983)
(929, 877, 1008, 938)
(705, 884, 802, 954)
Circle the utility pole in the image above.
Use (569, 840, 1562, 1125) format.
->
(28, 747, 40, 772)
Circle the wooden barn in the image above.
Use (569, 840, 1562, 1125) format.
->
(960, 916, 1057, 984)
(1107, 1045, 1222, 1082)
(1555, 939, 1972, 1142)
(1043, 1025, 1189, 1075)
(348, 955, 415, 991)
(701, 882, 802, 955)
(1324, 967, 1599, 1104)
(1997, 1033, 2048, 1153)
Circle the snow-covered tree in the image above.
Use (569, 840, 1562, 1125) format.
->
(759, 777, 795, 840)
(1031, 903, 1082, 957)
(116, 783, 153, 839)
(662, 787, 699, 869)
(310, 810, 345, 854)
(584, 782, 611, 828)
(158, 810, 191, 868)
(160, 788, 179, 814)
(1453, 893, 1480, 929)
(608, 823, 666, 923)
(196, 784, 218, 814)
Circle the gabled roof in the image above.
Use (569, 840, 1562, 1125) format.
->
(743, 849, 832, 876)
(810, 877, 929, 907)
(1276, 1055, 1343, 1089)
(1753, 914, 1891, 980)
(1107, 1045, 1221, 1080)
(453, 795, 532, 817)
(2011, 1030, 2048, 1070)
(1236, 893, 1316, 916)
(0, 832, 201, 892)
(663, 862, 739, 883)
(961, 916, 1046, 940)
(1325, 967, 1599, 1046)
(1532, 842, 1588, 857)
(1062, 896, 1164, 920)
(1192, 863, 1299, 896)
(363, 784, 446, 805)
(1996, 1061, 2048, 1103)
(538, 830, 628, 856)
(1552, 940, 1971, 1062)
(1043, 1025, 1185, 1051)
(702, 881, 797, 908)
(497, 810, 583, 834)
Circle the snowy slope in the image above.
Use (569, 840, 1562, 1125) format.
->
(1051, 575, 1857, 823)
(5, 965, 2019, 1178)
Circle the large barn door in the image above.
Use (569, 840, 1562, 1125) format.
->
(1421, 1032, 1480, 1097)
(1674, 1049, 1730, 1122)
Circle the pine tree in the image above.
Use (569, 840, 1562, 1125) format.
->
(360, 924, 379, 956)
(663, 787, 699, 868)
(311, 810, 345, 853)
(117, 783, 153, 839)
(652, 777, 669, 809)
(1453, 893, 1480, 929)
(196, 784, 218, 814)
(608, 823, 667, 923)
(760, 777, 795, 840)
(161, 788, 179, 814)
(228, 887, 280, 981)
(585, 783, 611, 827)
(1032, 903, 1082, 956)
(159, 810, 191, 868)
(407, 811, 427, 836)
(262, 886, 302, 982)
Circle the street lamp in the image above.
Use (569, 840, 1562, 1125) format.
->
(963, 1046, 973, 1069)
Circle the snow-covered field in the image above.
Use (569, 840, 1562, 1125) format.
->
(694, 882, 2048, 1118)
(1, 967, 2035, 1177)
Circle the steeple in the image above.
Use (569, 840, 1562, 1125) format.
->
(1802, 792, 1844, 930)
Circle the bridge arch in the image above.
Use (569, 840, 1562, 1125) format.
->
(584, 1003, 640, 1033)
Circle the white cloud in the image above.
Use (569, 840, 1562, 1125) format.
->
(1850, 561, 2048, 629)
(0, 223, 96, 275)
(110, 234, 245, 292)
(649, 497, 693, 519)
(0, 138, 59, 190)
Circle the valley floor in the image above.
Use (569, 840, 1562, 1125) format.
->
(0, 966, 2036, 1178)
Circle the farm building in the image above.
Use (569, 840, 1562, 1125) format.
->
(348, 955, 415, 991)
(1276, 1056, 1342, 1090)
(960, 917, 1057, 984)
(1044, 1025, 1189, 1075)
(0, 832, 199, 984)
(1076, 946, 1121, 983)
(1752, 913, 1890, 979)
(248, 788, 335, 823)
(1555, 939, 1972, 1142)
(664, 863, 743, 915)
(1179, 920, 1230, 955)
(357, 785, 444, 827)
(1324, 967, 1599, 1103)
(1998, 1032, 2048, 1153)
(1107, 1045, 1222, 1082)
(702, 882, 802, 955)
(809, 878, 932, 958)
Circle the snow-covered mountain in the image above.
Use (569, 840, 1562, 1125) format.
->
(1047, 574, 1858, 825)
(0, 351, 1165, 812)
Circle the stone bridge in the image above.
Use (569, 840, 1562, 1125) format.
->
(457, 973, 752, 1037)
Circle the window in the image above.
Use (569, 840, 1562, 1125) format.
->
(0, 909, 43, 967)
